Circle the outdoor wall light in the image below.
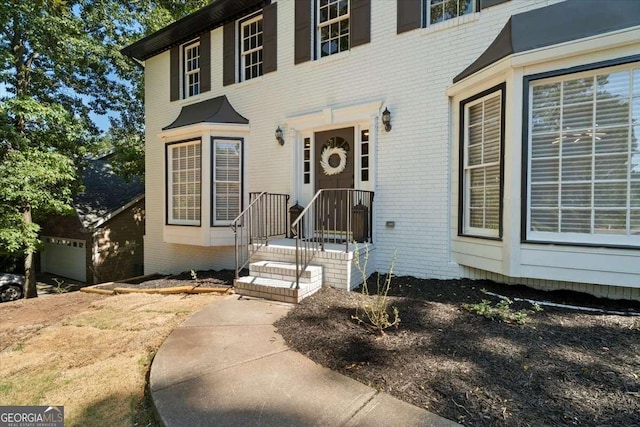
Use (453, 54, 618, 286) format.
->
(275, 126, 285, 146)
(382, 107, 392, 132)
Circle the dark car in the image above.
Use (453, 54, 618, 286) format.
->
(0, 273, 25, 302)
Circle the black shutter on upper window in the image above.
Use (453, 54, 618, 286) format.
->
(350, 0, 370, 48)
(294, 0, 311, 64)
(200, 31, 211, 93)
(170, 45, 180, 101)
(479, 0, 510, 10)
(263, 3, 277, 74)
(397, 0, 421, 34)
(223, 22, 235, 86)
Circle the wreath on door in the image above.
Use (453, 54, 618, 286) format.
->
(320, 146, 348, 176)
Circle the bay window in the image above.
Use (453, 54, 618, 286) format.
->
(167, 140, 201, 226)
(212, 139, 242, 225)
(527, 62, 640, 245)
(460, 85, 504, 238)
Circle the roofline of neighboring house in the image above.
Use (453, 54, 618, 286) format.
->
(120, 0, 269, 61)
(83, 193, 145, 231)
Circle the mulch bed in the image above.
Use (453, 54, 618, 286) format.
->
(275, 277, 640, 426)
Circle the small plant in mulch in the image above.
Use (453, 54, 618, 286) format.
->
(463, 292, 543, 325)
(351, 245, 400, 335)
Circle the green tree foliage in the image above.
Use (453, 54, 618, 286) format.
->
(0, 0, 208, 297)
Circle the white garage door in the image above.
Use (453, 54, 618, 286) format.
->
(41, 236, 87, 282)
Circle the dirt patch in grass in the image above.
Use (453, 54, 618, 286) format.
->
(275, 278, 640, 426)
(0, 290, 222, 426)
(95, 269, 236, 290)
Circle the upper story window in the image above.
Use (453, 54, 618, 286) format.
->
(167, 140, 201, 226)
(170, 33, 210, 101)
(295, 0, 370, 64)
(318, 0, 350, 57)
(183, 41, 200, 97)
(460, 85, 504, 238)
(224, 4, 276, 86)
(240, 14, 264, 81)
(526, 62, 640, 246)
(426, 0, 474, 26)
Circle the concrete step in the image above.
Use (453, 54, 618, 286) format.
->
(249, 261, 322, 283)
(235, 275, 322, 304)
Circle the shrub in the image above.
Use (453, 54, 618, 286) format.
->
(462, 296, 541, 325)
(352, 245, 400, 335)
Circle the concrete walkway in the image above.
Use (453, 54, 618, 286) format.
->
(150, 295, 461, 427)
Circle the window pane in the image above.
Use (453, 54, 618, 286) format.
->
(469, 208, 483, 228)
(563, 102, 593, 131)
(531, 209, 558, 232)
(561, 156, 592, 181)
(597, 71, 629, 101)
(595, 127, 629, 154)
(532, 83, 561, 109)
(595, 154, 627, 180)
(531, 184, 558, 208)
(531, 133, 560, 158)
(561, 183, 591, 207)
(560, 209, 591, 233)
(594, 210, 627, 234)
(563, 78, 594, 105)
(631, 209, 640, 233)
(594, 181, 627, 208)
(531, 158, 559, 183)
(596, 99, 629, 128)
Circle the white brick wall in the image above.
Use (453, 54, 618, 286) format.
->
(140, 1, 640, 301)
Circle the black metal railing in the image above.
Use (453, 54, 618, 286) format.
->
(291, 189, 374, 288)
(230, 192, 290, 279)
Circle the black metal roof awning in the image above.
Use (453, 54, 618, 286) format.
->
(454, 0, 640, 83)
(162, 95, 249, 130)
(121, 0, 268, 61)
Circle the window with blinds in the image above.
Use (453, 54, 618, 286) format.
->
(213, 139, 242, 225)
(168, 140, 201, 226)
(463, 90, 502, 237)
(528, 63, 640, 245)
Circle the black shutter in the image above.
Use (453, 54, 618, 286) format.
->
(350, 0, 370, 48)
(294, 0, 311, 64)
(200, 31, 211, 93)
(397, 0, 421, 34)
(263, 3, 277, 74)
(223, 21, 236, 86)
(480, 0, 510, 10)
(170, 45, 180, 101)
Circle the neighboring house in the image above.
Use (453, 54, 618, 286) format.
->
(40, 154, 145, 284)
(122, 0, 640, 301)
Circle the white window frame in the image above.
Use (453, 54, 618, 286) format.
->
(183, 40, 200, 98)
(462, 89, 503, 238)
(212, 138, 242, 226)
(425, 0, 475, 27)
(526, 61, 640, 247)
(167, 139, 201, 226)
(240, 14, 264, 82)
(317, 0, 350, 58)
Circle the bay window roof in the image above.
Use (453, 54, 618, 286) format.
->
(454, 0, 640, 83)
(163, 95, 248, 130)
